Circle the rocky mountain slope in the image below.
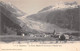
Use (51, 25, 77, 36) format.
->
(27, 1, 80, 32)
(0, 1, 80, 34)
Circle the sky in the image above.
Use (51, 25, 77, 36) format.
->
(0, 0, 80, 15)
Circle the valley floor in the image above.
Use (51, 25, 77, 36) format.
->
(0, 35, 80, 44)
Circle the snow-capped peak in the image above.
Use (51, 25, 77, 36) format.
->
(52, 1, 78, 9)
(39, 1, 78, 13)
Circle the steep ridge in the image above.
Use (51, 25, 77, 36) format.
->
(0, 1, 43, 34)
(0, 1, 27, 34)
(0, 1, 25, 17)
(0, 1, 26, 25)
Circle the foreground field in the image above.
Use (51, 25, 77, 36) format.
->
(0, 35, 80, 43)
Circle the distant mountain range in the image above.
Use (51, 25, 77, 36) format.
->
(0, 1, 80, 34)
(27, 1, 80, 32)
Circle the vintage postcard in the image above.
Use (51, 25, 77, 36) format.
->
(0, 0, 80, 51)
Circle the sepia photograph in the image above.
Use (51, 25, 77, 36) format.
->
(0, 0, 80, 51)
(0, 0, 80, 44)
